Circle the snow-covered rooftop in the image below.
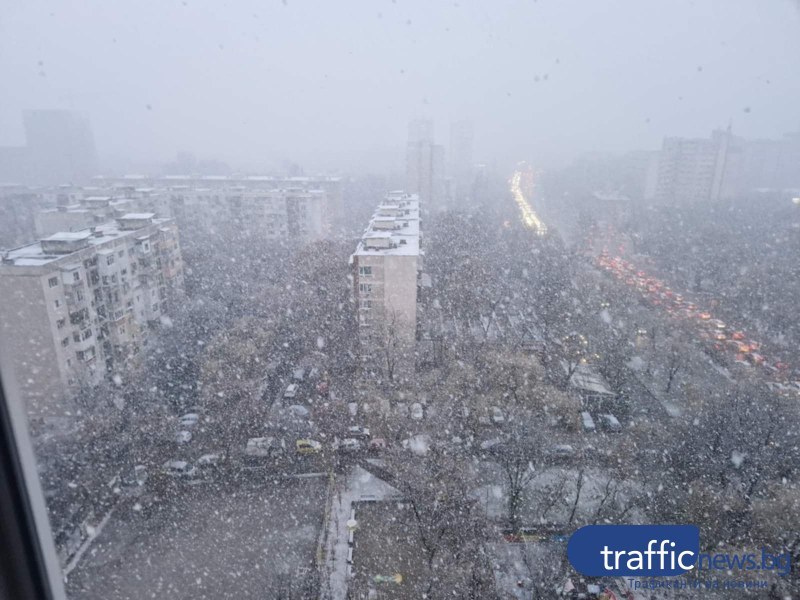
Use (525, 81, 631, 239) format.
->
(353, 192, 420, 258)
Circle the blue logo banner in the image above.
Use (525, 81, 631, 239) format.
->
(568, 525, 700, 577)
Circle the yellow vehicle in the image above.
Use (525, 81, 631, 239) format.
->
(296, 439, 322, 454)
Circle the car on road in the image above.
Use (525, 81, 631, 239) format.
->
(244, 436, 283, 467)
(175, 430, 192, 444)
(162, 460, 197, 478)
(296, 439, 322, 454)
(410, 403, 424, 420)
(347, 426, 371, 440)
(284, 383, 299, 399)
(338, 438, 363, 453)
(179, 413, 200, 428)
(292, 367, 306, 382)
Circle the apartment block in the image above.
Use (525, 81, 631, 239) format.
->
(0, 214, 184, 419)
(351, 192, 421, 376)
(169, 187, 327, 240)
(406, 120, 446, 211)
(652, 128, 731, 206)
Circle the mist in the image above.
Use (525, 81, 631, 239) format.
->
(2, 0, 799, 172)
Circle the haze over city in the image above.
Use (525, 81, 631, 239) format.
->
(2, 2, 800, 599)
(2, 0, 800, 172)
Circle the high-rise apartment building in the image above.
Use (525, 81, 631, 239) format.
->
(351, 192, 421, 377)
(406, 120, 446, 211)
(449, 120, 474, 203)
(23, 110, 98, 185)
(0, 214, 184, 419)
(652, 128, 732, 206)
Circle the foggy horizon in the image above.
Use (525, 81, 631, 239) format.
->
(3, 0, 800, 174)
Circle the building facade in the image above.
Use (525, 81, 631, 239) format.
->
(406, 120, 446, 211)
(351, 192, 421, 377)
(651, 128, 732, 206)
(0, 214, 184, 419)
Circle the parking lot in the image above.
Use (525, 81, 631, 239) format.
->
(66, 475, 327, 600)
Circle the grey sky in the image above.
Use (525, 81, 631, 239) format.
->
(2, 0, 799, 172)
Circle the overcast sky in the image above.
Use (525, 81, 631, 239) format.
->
(2, 0, 799, 173)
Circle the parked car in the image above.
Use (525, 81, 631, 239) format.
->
(196, 453, 223, 470)
(347, 426, 371, 439)
(120, 464, 148, 487)
(368, 438, 387, 452)
(339, 438, 363, 453)
(175, 430, 192, 444)
(410, 403, 424, 420)
(292, 367, 306, 382)
(296, 439, 322, 454)
(490, 406, 505, 425)
(599, 413, 622, 432)
(179, 413, 200, 428)
(284, 383, 299, 399)
(288, 404, 310, 418)
(581, 411, 596, 432)
(546, 444, 576, 460)
(162, 460, 196, 478)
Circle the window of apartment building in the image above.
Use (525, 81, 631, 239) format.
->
(106, 254, 114, 265)
(61, 337, 69, 347)
(56, 318, 65, 329)
(72, 271, 80, 282)
(118, 250, 124, 258)
(53, 299, 60, 309)
(48, 276, 58, 288)
(358, 266, 373, 277)
(358, 283, 372, 294)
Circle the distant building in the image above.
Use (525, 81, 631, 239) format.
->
(23, 110, 97, 185)
(406, 120, 446, 211)
(168, 187, 327, 240)
(449, 120, 474, 203)
(0, 185, 49, 248)
(652, 128, 732, 206)
(350, 192, 421, 377)
(0, 214, 184, 419)
(0, 110, 97, 185)
(94, 174, 341, 238)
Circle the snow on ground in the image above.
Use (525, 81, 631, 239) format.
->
(324, 466, 400, 600)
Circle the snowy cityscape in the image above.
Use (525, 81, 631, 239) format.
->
(1, 2, 800, 599)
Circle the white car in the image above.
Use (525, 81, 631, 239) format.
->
(162, 460, 197, 478)
(410, 403, 424, 420)
(175, 430, 192, 444)
(490, 406, 505, 425)
(339, 438, 363, 453)
(196, 453, 222, 469)
(347, 426, 370, 439)
(179, 413, 200, 428)
(284, 383, 299, 399)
